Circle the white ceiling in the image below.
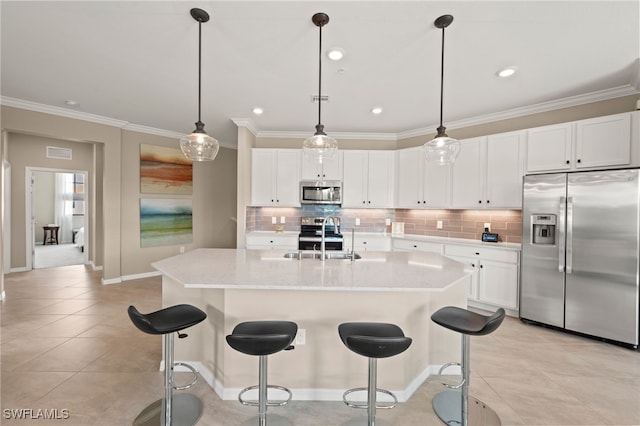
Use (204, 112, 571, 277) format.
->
(2, 1, 639, 147)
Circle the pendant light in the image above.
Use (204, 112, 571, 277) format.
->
(180, 8, 220, 162)
(303, 12, 338, 164)
(424, 14, 460, 166)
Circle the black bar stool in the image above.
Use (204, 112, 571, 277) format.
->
(226, 321, 298, 426)
(338, 322, 412, 426)
(128, 304, 207, 426)
(431, 306, 505, 426)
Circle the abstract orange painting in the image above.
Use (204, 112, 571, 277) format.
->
(140, 144, 193, 194)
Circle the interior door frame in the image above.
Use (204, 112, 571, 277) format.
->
(25, 167, 89, 270)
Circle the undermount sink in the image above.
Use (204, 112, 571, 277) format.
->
(283, 251, 361, 260)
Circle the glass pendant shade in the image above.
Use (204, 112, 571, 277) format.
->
(424, 130, 461, 166)
(180, 122, 220, 161)
(303, 133, 338, 164)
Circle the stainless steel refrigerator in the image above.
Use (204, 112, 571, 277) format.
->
(520, 169, 640, 347)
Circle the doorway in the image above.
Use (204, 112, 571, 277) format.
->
(26, 168, 88, 269)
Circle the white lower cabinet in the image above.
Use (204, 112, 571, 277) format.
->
(444, 244, 519, 313)
(344, 234, 391, 252)
(246, 233, 298, 250)
(392, 238, 443, 254)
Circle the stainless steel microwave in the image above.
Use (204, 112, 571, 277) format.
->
(300, 181, 342, 205)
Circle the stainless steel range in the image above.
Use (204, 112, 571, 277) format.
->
(298, 216, 343, 251)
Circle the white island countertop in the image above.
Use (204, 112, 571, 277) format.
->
(152, 248, 468, 292)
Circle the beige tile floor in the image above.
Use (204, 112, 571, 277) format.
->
(1, 265, 639, 425)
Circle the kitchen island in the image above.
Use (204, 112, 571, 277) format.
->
(153, 248, 470, 402)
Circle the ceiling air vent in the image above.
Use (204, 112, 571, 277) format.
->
(46, 146, 72, 160)
(311, 95, 329, 103)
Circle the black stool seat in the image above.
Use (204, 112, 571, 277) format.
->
(226, 321, 298, 356)
(431, 306, 505, 336)
(128, 304, 207, 335)
(339, 322, 412, 358)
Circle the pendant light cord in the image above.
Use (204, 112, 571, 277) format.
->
(197, 20, 203, 125)
(317, 24, 323, 129)
(438, 25, 445, 132)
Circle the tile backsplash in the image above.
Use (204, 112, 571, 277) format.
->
(247, 207, 522, 243)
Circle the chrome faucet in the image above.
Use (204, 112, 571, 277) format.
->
(321, 215, 338, 260)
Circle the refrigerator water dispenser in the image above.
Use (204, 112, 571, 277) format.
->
(531, 214, 556, 245)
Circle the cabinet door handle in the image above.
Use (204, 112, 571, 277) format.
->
(413, 245, 418, 248)
(577, 159, 581, 163)
(480, 264, 484, 268)
(417, 201, 421, 204)
(471, 263, 475, 267)
(368, 201, 371, 204)
(566, 160, 570, 164)
(478, 200, 482, 204)
(486, 200, 490, 204)
(475, 252, 480, 255)
(276, 199, 279, 203)
(362, 201, 366, 204)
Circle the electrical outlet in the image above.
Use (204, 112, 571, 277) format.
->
(280, 216, 285, 224)
(179, 246, 185, 253)
(295, 329, 306, 345)
(437, 220, 443, 229)
(271, 216, 277, 224)
(385, 218, 391, 226)
(355, 218, 361, 226)
(484, 222, 491, 231)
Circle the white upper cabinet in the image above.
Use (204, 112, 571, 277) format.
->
(342, 150, 394, 208)
(251, 149, 301, 206)
(450, 132, 524, 209)
(526, 123, 573, 172)
(526, 112, 632, 173)
(451, 137, 485, 208)
(396, 147, 449, 208)
(575, 113, 631, 169)
(301, 151, 343, 181)
(486, 131, 525, 208)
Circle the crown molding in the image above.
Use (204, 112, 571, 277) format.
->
(255, 130, 398, 141)
(397, 85, 640, 139)
(1, 96, 237, 149)
(1, 96, 128, 128)
(230, 118, 258, 136)
(4, 84, 637, 146)
(123, 124, 236, 149)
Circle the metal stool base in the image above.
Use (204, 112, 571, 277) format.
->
(433, 389, 500, 426)
(133, 393, 203, 426)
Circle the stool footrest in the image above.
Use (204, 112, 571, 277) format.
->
(342, 387, 398, 410)
(238, 385, 292, 407)
(438, 361, 465, 389)
(170, 362, 198, 391)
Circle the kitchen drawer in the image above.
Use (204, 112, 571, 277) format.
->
(444, 244, 518, 263)
(393, 239, 443, 254)
(246, 233, 298, 249)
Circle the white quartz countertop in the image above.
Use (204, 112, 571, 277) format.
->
(152, 248, 469, 292)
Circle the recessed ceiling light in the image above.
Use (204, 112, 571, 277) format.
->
(371, 107, 383, 115)
(64, 100, 80, 107)
(327, 47, 345, 61)
(497, 66, 518, 78)
(252, 107, 264, 115)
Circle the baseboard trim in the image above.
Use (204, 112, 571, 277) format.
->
(121, 270, 161, 281)
(101, 277, 122, 285)
(10, 267, 29, 273)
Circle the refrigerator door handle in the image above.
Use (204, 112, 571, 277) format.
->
(558, 197, 566, 272)
(566, 196, 574, 274)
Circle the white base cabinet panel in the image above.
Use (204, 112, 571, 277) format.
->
(444, 244, 519, 315)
